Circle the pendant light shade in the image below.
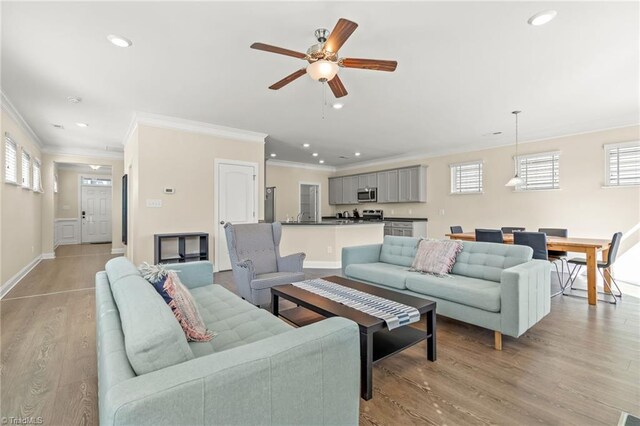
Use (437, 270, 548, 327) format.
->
(505, 110, 523, 187)
(307, 60, 339, 81)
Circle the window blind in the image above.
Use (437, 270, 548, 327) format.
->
(517, 152, 560, 191)
(605, 142, 640, 186)
(53, 174, 59, 193)
(33, 159, 42, 192)
(4, 136, 17, 183)
(21, 150, 31, 189)
(450, 161, 483, 193)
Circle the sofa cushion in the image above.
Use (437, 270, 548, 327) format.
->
(110, 274, 194, 375)
(105, 256, 141, 284)
(251, 271, 305, 290)
(345, 262, 412, 290)
(379, 236, 420, 267)
(451, 241, 533, 283)
(231, 223, 278, 274)
(188, 284, 292, 357)
(406, 273, 502, 312)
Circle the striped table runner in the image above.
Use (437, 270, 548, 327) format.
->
(292, 278, 421, 330)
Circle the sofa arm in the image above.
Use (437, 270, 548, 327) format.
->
(165, 261, 213, 289)
(102, 317, 360, 426)
(500, 260, 551, 338)
(341, 244, 382, 275)
(277, 252, 306, 273)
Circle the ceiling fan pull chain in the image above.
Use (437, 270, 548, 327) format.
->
(322, 81, 326, 120)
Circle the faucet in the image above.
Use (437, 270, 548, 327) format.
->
(296, 212, 303, 222)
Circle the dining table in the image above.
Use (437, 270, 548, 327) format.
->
(445, 232, 612, 306)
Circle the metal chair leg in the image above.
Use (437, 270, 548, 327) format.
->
(551, 259, 567, 297)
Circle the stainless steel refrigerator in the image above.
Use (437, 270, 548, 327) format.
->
(264, 186, 275, 223)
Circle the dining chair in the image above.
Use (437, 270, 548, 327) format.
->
(450, 225, 463, 234)
(475, 229, 504, 243)
(514, 231, 565, 297)
(538, 228, 569, 289)
(501, 227, 526, 233)
(565, 232, 623, 304)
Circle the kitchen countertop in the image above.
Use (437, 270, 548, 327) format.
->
(321, 216, 428, 222)
(281, 220, 385, 226)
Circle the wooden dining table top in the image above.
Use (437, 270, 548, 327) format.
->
(445, 232, 611, 250)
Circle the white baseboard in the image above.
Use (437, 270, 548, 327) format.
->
(0, 255, 42, 299)
(304, 261, 341, 269)
(41, 252, 56, 260)
(111, 248, 125, 255)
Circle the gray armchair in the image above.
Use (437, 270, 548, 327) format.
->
(224, 222, 305, 306)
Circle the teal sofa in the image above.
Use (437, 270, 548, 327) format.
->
(96, 257, 360, 426)
(342, 236, 551, 350)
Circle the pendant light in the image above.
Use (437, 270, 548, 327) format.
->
(505, 110, 524, 187)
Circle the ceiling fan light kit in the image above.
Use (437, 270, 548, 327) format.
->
(251, 18, 397, 99)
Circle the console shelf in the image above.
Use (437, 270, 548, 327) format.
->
(154, 232, 209, 264)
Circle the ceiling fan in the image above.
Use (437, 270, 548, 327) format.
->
(250, 18, 398, 98)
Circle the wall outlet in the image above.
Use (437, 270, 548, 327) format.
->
(439, 209, 445, 216)
(146, 199, 162, 208)
(391, 209, 395, 214)
(408, 209, 413, 215)
(327, 246, 333, 254)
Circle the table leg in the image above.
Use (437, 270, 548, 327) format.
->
(586, 247, 597, 305)
(426, 310, 436, 361)
(602, 247, 611, 294)
(271, 293, 279, 316)
(360, 331, 373, 400)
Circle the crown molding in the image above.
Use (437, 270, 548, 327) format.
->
(123, 111, 268, 146)
(42, 145, 124, 160)
(1, 92, 44, 149)
(266, 159, 336, 172)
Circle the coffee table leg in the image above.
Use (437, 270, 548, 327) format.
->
(426, 309, 436, 361)
(360, 331, 373, 400)
(271, 293, 279, 317)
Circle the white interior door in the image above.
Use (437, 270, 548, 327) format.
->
(217, 162, 257, 271)
(81, 185, 112, 243)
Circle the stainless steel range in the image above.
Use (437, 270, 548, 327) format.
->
(361, 209, 384, 221)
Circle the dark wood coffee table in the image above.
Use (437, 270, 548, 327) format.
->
(271, 275, 436, 400)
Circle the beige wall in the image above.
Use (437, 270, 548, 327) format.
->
(265, 162, 334, 221)
(1, 109, 43, 285)
(125, 124, 265, 265)
(55, 169, 80, 218)
(41, 155, 124, 255)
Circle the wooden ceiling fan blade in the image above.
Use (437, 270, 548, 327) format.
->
(269, 68, 307, 90)
(341, 58, 398, 72)
(323, 19, 358, 54)
(250, 42, 307, 59)
(328, 74, 348, 98)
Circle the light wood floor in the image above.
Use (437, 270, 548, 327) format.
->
(1, 244, 638, 425)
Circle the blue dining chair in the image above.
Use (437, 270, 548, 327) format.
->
(475, 229, 504, 243)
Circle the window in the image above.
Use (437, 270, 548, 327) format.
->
(450, 161, 483, 194)
(515, 151, 560, 191)
(32, 158, 42, 192)
(4, 135, 17, 184)
(21, 150, 31, 189)
(605, 142, 640, 186)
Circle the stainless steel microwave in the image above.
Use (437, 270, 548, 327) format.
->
(357, 188, 377, 203)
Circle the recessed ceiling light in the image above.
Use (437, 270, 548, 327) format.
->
(67, 96, 82, 104)
(312, 152, 319, 157)
(76, 122, 89, 128)
(107, 34, 133, 48)
(270, 153, 277, 157)
(332, 103, 344, 110)
(319, 160, 325, 164)
(89, 165, 101, 170)
(52, 124, 64, 129)
(303, 143, 310, 148)
(528, 10, 557, 26)
(354, 152, 361, 156)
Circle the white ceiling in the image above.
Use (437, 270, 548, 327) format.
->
(2, 1, 638, 166)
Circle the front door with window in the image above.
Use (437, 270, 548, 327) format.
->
(81, 183, 112, 243)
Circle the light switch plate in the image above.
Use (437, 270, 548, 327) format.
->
(146, 199, 162, 208)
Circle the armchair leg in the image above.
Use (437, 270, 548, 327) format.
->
(494, 331, 502, 351)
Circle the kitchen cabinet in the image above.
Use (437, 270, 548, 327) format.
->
(342, 176, 359, 204)
(399, 166, 426, 202)
(384, 220, 428, 238)
(377, 170, 399, 203)
(357, 173, 377, 190)
(329, 177, 343, 205)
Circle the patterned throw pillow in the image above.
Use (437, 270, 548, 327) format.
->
(139, 263, 214, 342)
(411, 239, 464, 276)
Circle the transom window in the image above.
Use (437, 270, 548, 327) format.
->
(516, 151, 560, 191)
(21, 150, 31, 189)
(4, 135, 17, 184)
(450, 161, 483, 194)
(605, 141, 640, 186)
(81, 177, 112, 186)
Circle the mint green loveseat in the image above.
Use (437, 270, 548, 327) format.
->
(342, 236, 551, 350)
(96, 257, 360, 426)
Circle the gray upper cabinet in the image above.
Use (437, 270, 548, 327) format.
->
(342, 176, 358, 204)
(357, 173, 377, 189)
(377, 170, 399, 203)
(328, 177, 343, 205)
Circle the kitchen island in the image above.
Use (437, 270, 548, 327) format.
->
(280, 220, 384, 269)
